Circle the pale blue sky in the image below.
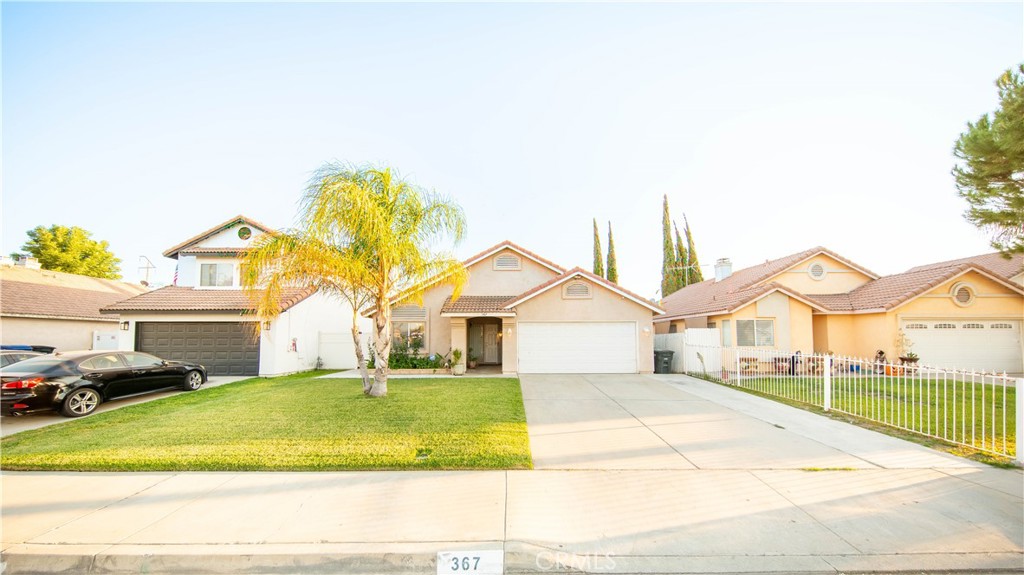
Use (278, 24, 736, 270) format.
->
(3, 2, 1022, 297)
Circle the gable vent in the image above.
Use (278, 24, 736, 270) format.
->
(392, 305, 427, 321)
(494, 254, 521, 271)
(808, 263, 826, 280)
(564, 281, 592, 299)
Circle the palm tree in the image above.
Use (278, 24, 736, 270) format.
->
(242, 163, 467, 397)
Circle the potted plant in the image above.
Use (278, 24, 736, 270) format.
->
(467, 348, 478, 369)
(900, 351, 920, 366)
(451, 348, 465, 376)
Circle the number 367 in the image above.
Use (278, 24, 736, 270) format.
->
(451, 556, 480, 571)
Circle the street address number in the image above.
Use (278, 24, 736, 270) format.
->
(437, 550, 503, 575)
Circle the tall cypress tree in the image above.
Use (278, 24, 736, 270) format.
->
(684, 214, 703, 283)
(674, 222, 689, 286)
(592, 218, 604, 278)
(606, 221, 618, 284)
(661, 195, 678, 296)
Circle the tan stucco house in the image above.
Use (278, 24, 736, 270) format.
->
(656, 248, 1024, 373)
(383, 241, 664, 374)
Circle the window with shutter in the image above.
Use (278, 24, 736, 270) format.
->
(736, 319, 774, 347)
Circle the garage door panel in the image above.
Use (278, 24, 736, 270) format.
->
(137, 322, 259, 376)
(519, 322, 637, 374)
(902, 319, 1022, 373)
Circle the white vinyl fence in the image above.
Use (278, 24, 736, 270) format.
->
(654, 337, 1021, 462)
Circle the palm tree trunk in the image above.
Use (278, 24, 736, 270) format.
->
(370, 307, 390, 397)
(350, 313, 371, 394)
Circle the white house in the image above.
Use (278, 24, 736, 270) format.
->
(103, 215, 364, 376)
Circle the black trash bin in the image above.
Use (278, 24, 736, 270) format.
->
(654, 350, 675, 374)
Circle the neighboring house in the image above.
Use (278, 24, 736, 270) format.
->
(1, 259, 149, 351)
(378, 241, 664, 374)
(656, 248, 1024, 373)
(102, 215, 362, 377)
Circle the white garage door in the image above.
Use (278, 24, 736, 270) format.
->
(518, 322, 638, 374)
(901, 319, 1023, 373)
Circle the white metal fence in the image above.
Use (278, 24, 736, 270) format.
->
(654, 335, 1021, 462)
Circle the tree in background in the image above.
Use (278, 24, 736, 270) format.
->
(243, 163, 467, 397)
(592, 218, 605, 278)
(953, 64, 1024, 256)
(673, 222, 688, 286)
(683, 214, 704, 283)
(606, 221, 618, 283)
(17, 225, 122, 279)
(661, 195, 680, 296)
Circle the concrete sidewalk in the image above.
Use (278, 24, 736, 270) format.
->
(2, 374, 1022, 574)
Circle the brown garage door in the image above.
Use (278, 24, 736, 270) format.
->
(136, 322, 259, 376)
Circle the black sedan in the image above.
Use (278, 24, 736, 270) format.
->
(1, 351, 207, 417)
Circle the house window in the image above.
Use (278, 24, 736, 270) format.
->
(736, 319, 774, 347)
(392, 322, 425, 351)
(707, 322, 717, 329)
(391, 305, 427, 352)
(934, 323, 956, 329)
(991, 323, 1012, 329)
(668, 324, 677, 334)
(721, 319, 732, 346)
(200, 263, 235, 287)
(563, 281, 591, 299)
(237, 226, 252, 240)
(963, 323, 984, 329)
(493, 254, 522, 271)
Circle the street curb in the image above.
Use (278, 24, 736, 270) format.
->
(3, 545, 1022, 575)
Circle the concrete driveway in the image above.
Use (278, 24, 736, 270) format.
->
(522, 373, 983, 470)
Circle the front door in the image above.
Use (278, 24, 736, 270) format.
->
(484, 324, 499, 363)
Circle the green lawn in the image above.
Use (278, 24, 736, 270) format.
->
(0, 373, 532, 471)
(735, 374, 1017, 459)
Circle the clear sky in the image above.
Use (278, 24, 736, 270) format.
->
(3, 1, 1022, 298)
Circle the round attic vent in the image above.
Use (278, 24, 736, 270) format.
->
(808, 263, 826, 280)
(238, 226, 252, 240)
(951, 282, 974, 306)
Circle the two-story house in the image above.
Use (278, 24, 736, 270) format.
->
(103, 215, 361, 376)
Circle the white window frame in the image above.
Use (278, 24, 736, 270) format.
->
(199, 262, 236, 288)
(736, 319, 775, 347)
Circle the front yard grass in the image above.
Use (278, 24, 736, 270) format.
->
(0, 373, 532, 471)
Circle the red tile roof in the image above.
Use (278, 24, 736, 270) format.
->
(440, 295, 516, 314)
(1, 267, 149, 321)
(162, 215, 275, 258)
(101, 286, 314, 313)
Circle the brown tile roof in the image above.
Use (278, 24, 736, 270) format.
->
(907, 252, 1024, 279)
(440, 295, 516, 314)
(162, 215, 275, 258)
(1, 267, 149, 321)
(820, 262, 1023, 312)
(177, 247, 254, 256)
(506, 267, 665, 314)
(101, 286, 315, 313)
(660, 247, 1024, 321)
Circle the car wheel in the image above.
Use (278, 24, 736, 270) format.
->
(182, 370, 204, 391)
(61, 388, 101, 417)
